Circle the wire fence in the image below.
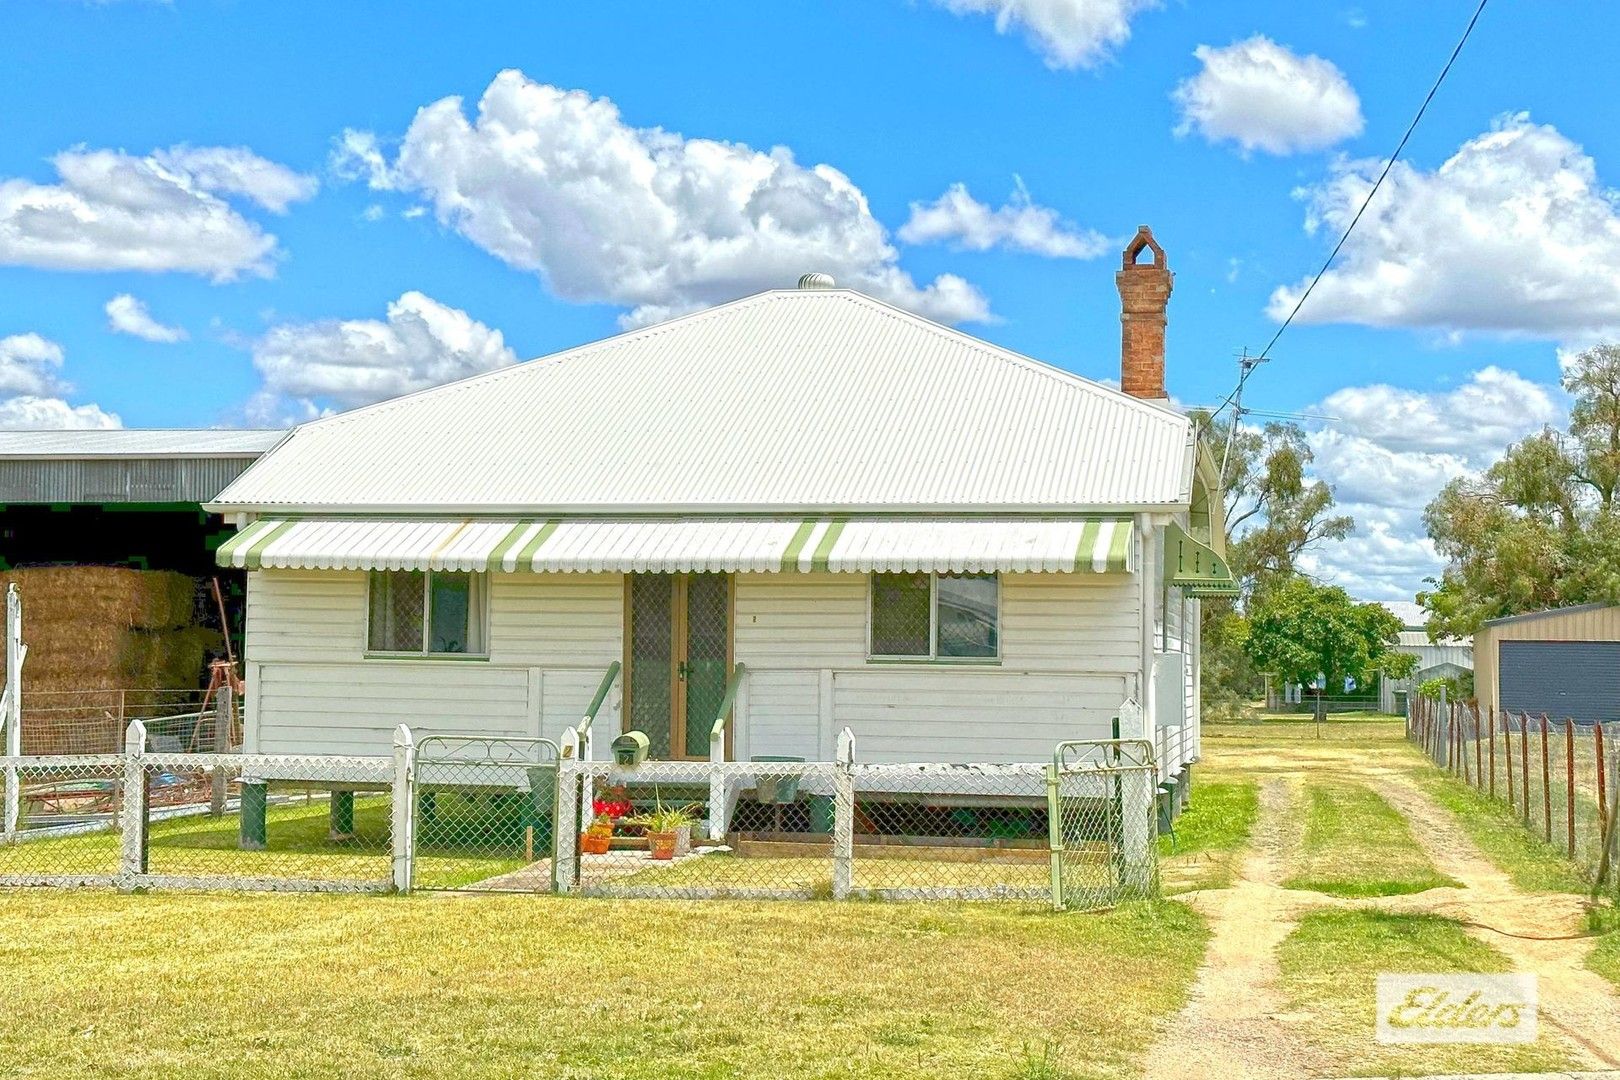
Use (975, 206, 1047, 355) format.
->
(0, 722, 396, 892)
(1409, 697, 1620, 894)
(19, 688, 231, 755)
(0, 725, 1160, 909)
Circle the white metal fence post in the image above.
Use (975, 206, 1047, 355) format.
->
(1045, 759, 1064, 912)
(391, 724, 415, 893)
(211, 681, 234, 816)
(833, 727, 855, 900)
(3, 584, 24, 835)
(555, 753, 580, 894)
(119, 718, 148, 889)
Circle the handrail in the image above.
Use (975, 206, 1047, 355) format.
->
(708, 662, 748, 759)
(577, 661, 621, 738)
(576, 661, 621, 763)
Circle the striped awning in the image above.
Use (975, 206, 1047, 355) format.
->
(217, 516, 1136, 575)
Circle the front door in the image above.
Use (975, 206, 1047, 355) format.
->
(626, 573, 732, 759)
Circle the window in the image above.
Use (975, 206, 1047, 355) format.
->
(869, 572, 998, 660)
(367, 570, 486, 656)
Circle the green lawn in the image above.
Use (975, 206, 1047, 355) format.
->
(0, 795, 393, 884)
(1278, 910, 1578, 1076)
(1283, 781, 1461, 897)
(1157, 776, 1258, 893)
(0, 892, 1207, 1080)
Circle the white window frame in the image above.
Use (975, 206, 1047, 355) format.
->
(364, 569, 490, 660)
(866, 571, 1001, 664)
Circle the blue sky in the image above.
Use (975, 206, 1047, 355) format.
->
(1, 0, 1616, 600)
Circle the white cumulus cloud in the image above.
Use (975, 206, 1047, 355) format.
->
(105, 293, 187, 343)
(1295, 365, 1567, 601)
(934, 0, 1157, 70)
(1270, 114, 1620, 338)
(899, 179, 1109, 258)
(249, 291, 518, 421)
(0, 145, 315, 281)
(0, 333, 120, 429)
(1173, 36, 1363, 156)
(333, 70, 988, 329)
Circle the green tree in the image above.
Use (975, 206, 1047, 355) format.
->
(1192, 412, 1355, 714)
(1422, 343, 1620, 636)
(1245, 578, 1415, 719)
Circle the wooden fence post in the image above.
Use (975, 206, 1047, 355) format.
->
(1474, 709, 1483, 788)
(1505, 711, 1515, 809)
(1488, 708, 1496, 799)
(1521, 713, 1532, 827)
(1566, 718, 1577, 859)
(1597, 721, 1608, 844)
(1541, 714, 1553, 844)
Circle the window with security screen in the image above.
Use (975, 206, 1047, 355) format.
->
(869, 572, 998, 660)
(368, 570, 487, 656)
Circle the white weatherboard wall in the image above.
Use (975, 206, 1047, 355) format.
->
(244, 570, 623, 756)
(245, 567, 1168, 768)
(732, 572, 1142, 764)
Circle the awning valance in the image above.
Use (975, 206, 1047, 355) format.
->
(1163, 522, 1238, 597)
(217, 516, 1136, 575)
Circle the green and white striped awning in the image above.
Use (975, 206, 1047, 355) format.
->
(217, 516, 1136, 575)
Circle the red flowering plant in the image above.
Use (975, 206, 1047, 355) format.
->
(592, 782, 632, 822)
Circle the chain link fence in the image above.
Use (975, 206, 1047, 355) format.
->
(409, 735, 562, 892)
(1410, 697, 1620, 894)
(0, 724, 1161, 909)
(1051, 739, 1160, 910)
(0, 721, 395, 892)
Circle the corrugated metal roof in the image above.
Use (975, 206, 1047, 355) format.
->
(217, 516, 1136, 575)
(212, 289, 1192, 514)
(1481, 602, 1617, 628)
(0, 429, 285, 458)
(1379, 601, 1428, 628)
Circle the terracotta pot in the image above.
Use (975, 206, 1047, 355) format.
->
(649, 830, 678, 860)
(581, 832, 612, 855)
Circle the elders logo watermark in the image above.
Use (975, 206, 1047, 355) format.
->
(1376, 974, 1537, 1044)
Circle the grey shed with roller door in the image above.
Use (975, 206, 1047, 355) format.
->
(1476, 604, 1620, 724)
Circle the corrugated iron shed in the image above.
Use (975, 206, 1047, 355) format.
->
(0, 429, 284, 504)
(212, 289, 1194, 515)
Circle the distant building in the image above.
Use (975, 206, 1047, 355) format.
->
(1475, 604, 1620, 724)
(0, 429, 283, 575)
(1376, 600, 1473, 714)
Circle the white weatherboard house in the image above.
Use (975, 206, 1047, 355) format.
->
(208, 228, 1232, 814)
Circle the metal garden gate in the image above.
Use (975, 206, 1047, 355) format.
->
(408, 735, 562, 892)
(1046, 738, 1159, 911)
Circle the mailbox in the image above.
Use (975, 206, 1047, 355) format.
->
(611, 730, 650, 767)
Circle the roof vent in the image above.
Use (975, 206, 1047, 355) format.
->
(797, 272, 836, 290)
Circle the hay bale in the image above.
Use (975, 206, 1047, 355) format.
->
(0, 566, 195, 632)
(0, 567, 216, 690)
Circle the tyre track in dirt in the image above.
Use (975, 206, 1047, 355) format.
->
(1139, 739, 1620, 1079)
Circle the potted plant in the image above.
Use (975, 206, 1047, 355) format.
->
(583, 782, 631, 855)
(626, 803, 699, 860)
(580, 815, 614, 855)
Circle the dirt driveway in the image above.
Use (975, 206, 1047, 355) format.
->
(1140, 724, 1620, 1080)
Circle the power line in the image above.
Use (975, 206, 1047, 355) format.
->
(1209, 0, 1492, 433)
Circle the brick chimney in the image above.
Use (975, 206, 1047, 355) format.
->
(1116, 225, 1173, 400)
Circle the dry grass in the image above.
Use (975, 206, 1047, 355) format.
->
(1277, 909, 1577, 1076)
(0, 892, 1206, 1080)
(1283, 780, 1461, 897)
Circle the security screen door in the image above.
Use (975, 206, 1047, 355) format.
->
(627, 573, 731, 759)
